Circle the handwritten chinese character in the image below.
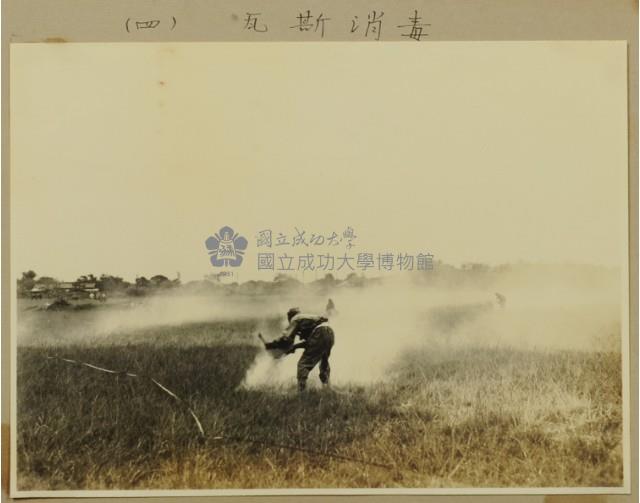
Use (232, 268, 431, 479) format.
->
(292, 227, 308, 247)
(125, 16, 176, 33)
(326, 232, 341, 246)
(244, 12, 268, 32)
(310, 233, 325, 246)
(343, 226, 357, 248)
(256, 229, 272, 247)
(290, 10, 330, 38)
(397, 10, 430, 41)
(275, 232, 290, 246)
(366, 11, 384, 40)
(138, 20, 160, 29)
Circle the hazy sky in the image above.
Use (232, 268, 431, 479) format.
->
(11, 42, 628, 282)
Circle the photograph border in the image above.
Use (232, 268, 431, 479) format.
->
(2, 0, 637, 502)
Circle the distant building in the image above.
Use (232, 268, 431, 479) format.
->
(29, 286, 48, 299)
(21, 279, 104, 300)
(74, 282, 101, 298)
(50, 281, 102, 299)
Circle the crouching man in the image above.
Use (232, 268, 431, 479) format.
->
(267, 307, 335, 391)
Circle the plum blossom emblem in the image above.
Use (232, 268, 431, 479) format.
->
(205, 226, 248, 267)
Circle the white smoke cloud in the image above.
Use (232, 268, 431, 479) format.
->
(241, 273, 622, 388)
(19, 267, 622, 388)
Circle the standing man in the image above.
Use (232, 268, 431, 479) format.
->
(264, 307, 335, 391)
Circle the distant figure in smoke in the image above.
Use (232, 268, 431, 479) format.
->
(263, 307, 335, 391)
(495, 292, 506, 308)
(325, 298, 337, 317)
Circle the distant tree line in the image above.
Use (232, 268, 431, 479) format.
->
(17, 271, 181, 298)
(17, 262, 616, 300)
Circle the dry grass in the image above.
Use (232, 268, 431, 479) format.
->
(16, 308, 623, 490)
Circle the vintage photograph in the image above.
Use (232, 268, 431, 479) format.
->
(10, 42, 629, 494)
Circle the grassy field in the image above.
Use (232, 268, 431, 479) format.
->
(16, 301, 623, 490)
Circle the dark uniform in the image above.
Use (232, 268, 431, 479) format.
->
(279, 312, 335, 390)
